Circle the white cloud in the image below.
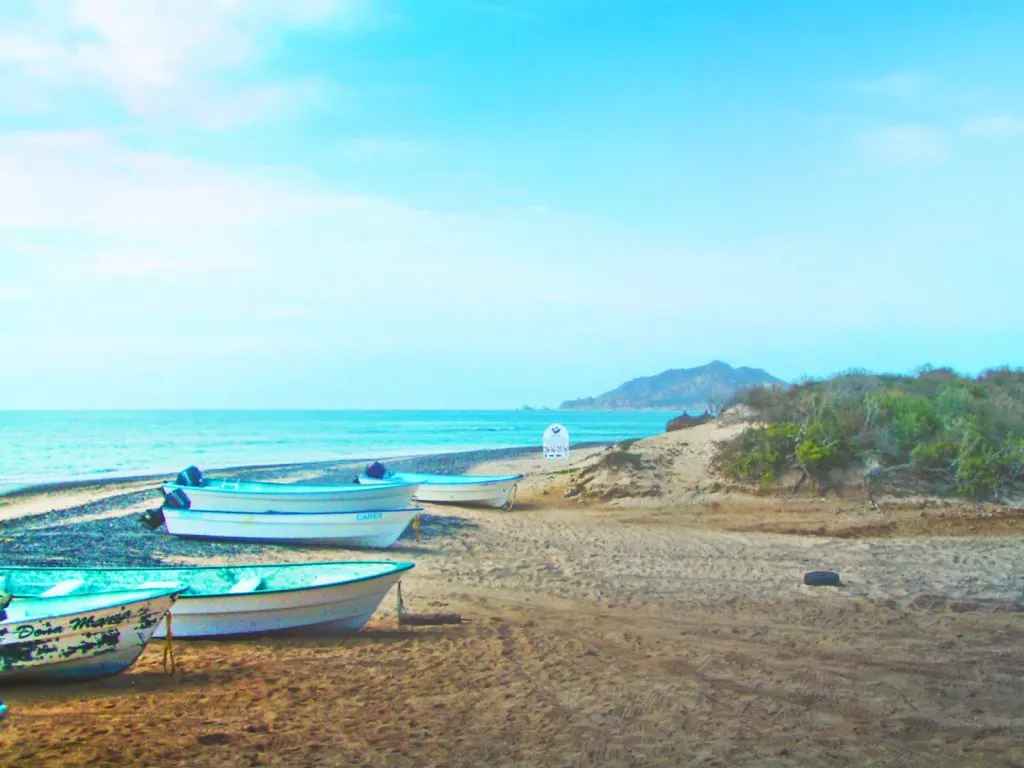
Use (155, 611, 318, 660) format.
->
(849, 70, 991, 108)
(963, 115, 1024, 138)
(191, 78, 336, 130)
(0, 130, 662, 337)
(0, 0, 371, 123)
(2, 130, 1019, 408)
(858, 124, 951, 169)
(851, 71, 933, 99)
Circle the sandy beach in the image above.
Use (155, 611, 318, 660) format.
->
(1, 427, 1023, 767)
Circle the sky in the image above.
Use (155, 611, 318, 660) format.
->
(0, 0, 1022, 409)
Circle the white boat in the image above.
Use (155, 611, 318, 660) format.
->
(0, 562, 413, 639)
(0, 588, 180, 682)
(162, 506, 421, 548)
(359, 464, 523, 509)
(162, 475, 419, 515)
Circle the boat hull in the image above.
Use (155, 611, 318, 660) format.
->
(152, 570, 406, 637)
(163, 479, 418, 514)
(359, 472, 522, 508)
(412, 480, 518, 508)
(162, 507, 420, 548)
(0, 562, 414, 639)
(0, 589, 178, 683)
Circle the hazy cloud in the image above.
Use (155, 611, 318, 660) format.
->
(0, 0, 371, 124)
(962, 115, 1024, 138)
(858, 124, 951, 169)
(851, 71, 933, 99)
(334, 137, 426, 161)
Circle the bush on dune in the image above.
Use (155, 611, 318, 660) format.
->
(714, 366, 1024, 500)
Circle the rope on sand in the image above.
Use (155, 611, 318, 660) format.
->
(503, 483, 518, 512)
(396, 582, 462, 627)
(162, 613, 177, 675)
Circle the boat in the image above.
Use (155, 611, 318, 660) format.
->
(0, 561, 414, 638)
(358, 462, 523, 509)
(160, 504, 421, 548)
(162, 471, 419, 515)
(0, 587, 180, 682)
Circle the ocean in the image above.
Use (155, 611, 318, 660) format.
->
(0, 410, 677, 494)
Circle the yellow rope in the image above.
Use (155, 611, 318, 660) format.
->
(503, 483, 518, 511)
(413, 514, 421, 543)
(162, 613, 176, 675)
(396, 581, 406, 618)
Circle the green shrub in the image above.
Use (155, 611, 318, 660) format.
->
(910, 440, 958, 469)
(721, 365, 1024, 500)
(717, 422, 799, 485)
(795, 437, 831, 469)
(954, 435, 1001, 498)
(867, 391, 939, 453)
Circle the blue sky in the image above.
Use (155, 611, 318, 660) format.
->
(1, 0, 1022, 408)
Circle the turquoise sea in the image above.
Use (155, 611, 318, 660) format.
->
(0, 410, 678, 494)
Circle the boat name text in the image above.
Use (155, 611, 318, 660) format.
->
(68, 609, 134, 631)
(13, 623, 64, 640)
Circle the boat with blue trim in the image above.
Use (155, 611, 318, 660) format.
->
(0, 561, 413, 638)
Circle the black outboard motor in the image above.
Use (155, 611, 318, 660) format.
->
(365, 461, 388, 479)
(176, 465, 203, 487)
(139, 507, 166, 530)
(162, 488, 191, 509)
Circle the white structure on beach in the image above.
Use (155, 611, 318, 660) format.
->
(543, 423, 570, 459)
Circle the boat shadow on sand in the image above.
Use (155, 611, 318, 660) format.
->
(11, 636, 451, 700)
(4, 627, 459, 700)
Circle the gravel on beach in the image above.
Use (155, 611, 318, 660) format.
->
(0, 444, 595, 568)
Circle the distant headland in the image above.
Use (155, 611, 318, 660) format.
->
(559, 360, 784, 411)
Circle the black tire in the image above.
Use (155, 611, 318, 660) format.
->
(803, 571, 841, 587)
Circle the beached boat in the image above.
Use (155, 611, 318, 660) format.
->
(163, 472, 419, 515)
(358, 463, 523, 509)
(0, 587, 180, 682)
(0, 562, 413, 638)
(161, 505, 421, 548)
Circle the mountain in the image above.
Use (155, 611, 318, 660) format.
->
(559, 360, 784, 411)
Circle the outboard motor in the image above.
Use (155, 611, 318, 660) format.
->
(162, 488, 191, 509)
(176, 465, 203, 487)
(139, 507, 166, 530)
(366, 461, 388, 479)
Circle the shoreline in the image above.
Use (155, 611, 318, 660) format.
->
(0, 441, 613, 515)
(0, 446, 518, 499)
(0, 409, 672, 499)
(0, 440, 610, 570)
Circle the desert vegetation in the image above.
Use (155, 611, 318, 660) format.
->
(666, 411, 715, 432)
(714, 366, 1024, 501)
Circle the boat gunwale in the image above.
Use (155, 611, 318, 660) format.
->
(0, 587, 182, 625)
(164, 480, 420, 496)
(362, 472, 524, 485)
(0, 562, 415, 602)
(162, 506, 423, 518)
